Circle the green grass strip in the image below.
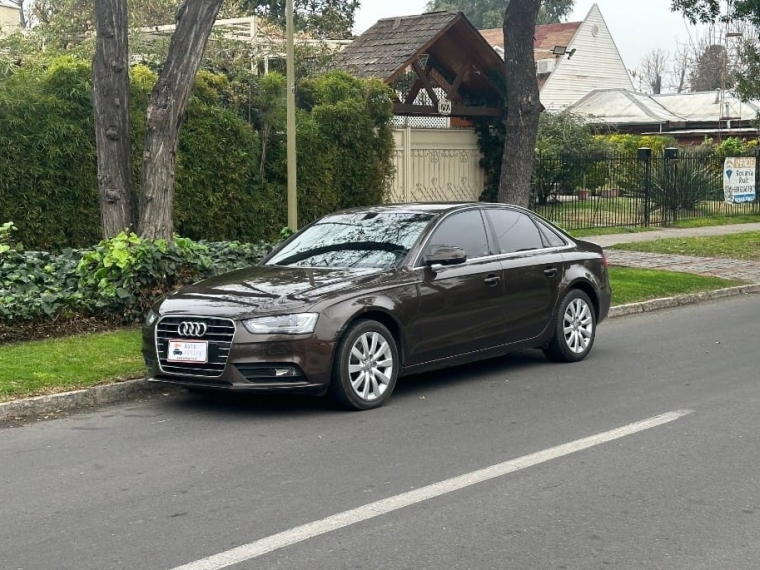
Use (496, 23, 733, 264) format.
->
(0, 329, 144, 402)
(609, 267, 742, 305)
(612, 231, 760, 261)
(673, 215, 760, 228)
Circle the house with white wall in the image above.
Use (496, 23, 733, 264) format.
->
(480, 3, 633, 111)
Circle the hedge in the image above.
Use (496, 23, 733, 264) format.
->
(0, 58, 395, 250)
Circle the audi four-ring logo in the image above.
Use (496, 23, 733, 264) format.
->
(178, 321, 208, 338)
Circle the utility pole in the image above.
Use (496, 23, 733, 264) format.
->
(286, 0, 298, 230)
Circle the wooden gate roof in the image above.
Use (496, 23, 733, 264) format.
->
(331, 12, 505, 117)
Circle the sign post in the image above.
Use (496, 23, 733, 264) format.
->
(724, 156, 756, 204)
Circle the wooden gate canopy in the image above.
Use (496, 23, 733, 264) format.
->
(331, 12, 505, 118)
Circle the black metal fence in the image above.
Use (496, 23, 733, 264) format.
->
(530, 149, 760, 231)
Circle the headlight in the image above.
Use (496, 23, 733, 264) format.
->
(242, 313, 318, 335)
(144, 309, 159, 328)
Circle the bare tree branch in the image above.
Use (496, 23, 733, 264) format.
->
(638, 48, 669, 94)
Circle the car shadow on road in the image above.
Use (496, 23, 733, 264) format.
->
(393, 349, 548, 399)
(156, 349, 550, 419)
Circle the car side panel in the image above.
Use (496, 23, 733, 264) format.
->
(501, 250, 564, 344)
(405, 259, 507, 365)
(559, 251, 612, 323)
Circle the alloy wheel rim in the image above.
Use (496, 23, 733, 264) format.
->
(563, 298, 594, 354)
(348, 331, 394, 401)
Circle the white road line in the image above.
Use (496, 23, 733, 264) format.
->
(170, 409, 693, 570)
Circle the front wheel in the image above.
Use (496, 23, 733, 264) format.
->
(543, 289, 596, 363)
(331, 320, 399, 411)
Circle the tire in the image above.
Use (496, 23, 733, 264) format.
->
(331, 320, 399, 411)
(543, 289, 596, 363)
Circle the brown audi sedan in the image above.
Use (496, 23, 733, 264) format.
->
(143, 203, 611, 410)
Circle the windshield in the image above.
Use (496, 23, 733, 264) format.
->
(266, 212, 434, 269)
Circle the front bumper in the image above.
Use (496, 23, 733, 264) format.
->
(143, 326, 335, 396)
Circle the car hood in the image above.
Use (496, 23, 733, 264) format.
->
(157, 264, 388, 318)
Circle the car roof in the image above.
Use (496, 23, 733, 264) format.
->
(330, 202, 533, 216)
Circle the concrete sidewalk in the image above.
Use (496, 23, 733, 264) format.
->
(585, 222, 760, 283)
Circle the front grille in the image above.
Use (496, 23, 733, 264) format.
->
(156, 316, 236, 378)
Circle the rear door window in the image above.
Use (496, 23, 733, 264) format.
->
(533, 218, 568, 248)
(485, 209, 544, 254)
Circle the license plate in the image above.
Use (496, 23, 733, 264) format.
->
(167, 340, 208, 363)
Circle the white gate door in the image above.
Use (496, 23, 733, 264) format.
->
(388, 127, 485, 203)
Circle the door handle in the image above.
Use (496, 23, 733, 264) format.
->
(543, 267, 558, 278)
(484, 275, 501, 286)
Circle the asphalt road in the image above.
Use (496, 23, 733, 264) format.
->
(2, 295, 759, 570)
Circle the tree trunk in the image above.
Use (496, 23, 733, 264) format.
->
(16, 0, 27, 28)
(138, 0, 224, 241)
(92, 0, 135, 238)
(498, 0, 544, 207)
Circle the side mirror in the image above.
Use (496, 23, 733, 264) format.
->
(424, 246, 467, 268)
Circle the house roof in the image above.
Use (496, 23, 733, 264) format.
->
(652, 91, 760, 122)
(568, 89, 683, 124)
(568, 88, 760, 126)
(330, 11, 505, 98)
(479, 21, 582, 60)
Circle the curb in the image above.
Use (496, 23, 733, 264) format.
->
(3, 284, 759, 426)
(0, 378, 180, 426)
(607, 283, 760, 318)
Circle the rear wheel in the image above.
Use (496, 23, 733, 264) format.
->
(331, 320, 399, 411)
(543, 289, 596, 363)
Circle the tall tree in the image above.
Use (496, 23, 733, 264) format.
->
(239, 0, 359, 39)
(93, 0, 135, 236)
(690, 43, 729, 91)
(425, 0, 574, 28)
(499, 0, 544, 207)
(32, 0, 184, 46)
(537, 0, 574, 25)
(137, 0, 225, 240)
(673, 0, 760, 26)
(672, 0, 760, 98)
(91, 0, 225, 241)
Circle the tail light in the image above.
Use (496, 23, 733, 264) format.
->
(602, 255, 609, 268)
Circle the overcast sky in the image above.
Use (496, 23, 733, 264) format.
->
(353, 0, 704, 77)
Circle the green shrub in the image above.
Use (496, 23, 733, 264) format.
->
(0, 247, 84, 323)
(0, 232, 276, 334)
(0, 221, 20, 254)
(175, 102, 260, 241)
(75, 233, 211, 321)
(300, 72, 395, 216)
(596, 134, 678, 155)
